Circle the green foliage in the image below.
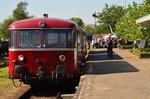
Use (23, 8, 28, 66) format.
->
(0, 67, 11, 89)
(13, 1, 29, 20)
(84, 24, 95, 35)
(0, 70, 8, 77)
(96, 23, 109, 34)
(119, 44, 134, 49)
(0, 18, 16, 39)
(116, 3, 139, 41)
(0, 1, 31, 39)
(115, 0, 150, 42)
(97, 4, 125, 34)
(69, 17, 84, 27)
(129, 48, 150, 58)
(138, 48, 150, 52)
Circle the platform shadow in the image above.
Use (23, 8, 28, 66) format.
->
(85, 49, 139, 75)
(87, 50, 123, 61)
(85, 61, 139, 75)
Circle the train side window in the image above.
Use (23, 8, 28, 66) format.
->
(67, 30, 75, 48)
(77, 31, 82, 46)
(10, 30, 17, 48)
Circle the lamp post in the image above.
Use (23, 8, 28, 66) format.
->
(92, 12, 99, 43)
(92, 12, 98, 38)
(125, 0, 126, 8)
(92, 12, 98, 28)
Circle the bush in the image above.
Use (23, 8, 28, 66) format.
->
(129, 48, 150, 58)
(119, 44, 134, 49)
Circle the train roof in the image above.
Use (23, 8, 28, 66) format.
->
(9, 18, 78, 30)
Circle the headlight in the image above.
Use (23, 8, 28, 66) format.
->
(18, 55, 24, 61)
(59, 55, 66, 61)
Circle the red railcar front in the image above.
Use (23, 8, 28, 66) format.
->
(9, 18, 87, 85)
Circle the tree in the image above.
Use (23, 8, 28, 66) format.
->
(138, 0, 150, 39)
(0, 17, 16, 39)
(97, 4, 125, 34)
(84, 24, 95, 35)
(115, 0, 150, 42)
(13, 1, 29, 20)
(69, 17, 84, 27)
(0, 1, 31, 39)
(116, 2, 139, 41)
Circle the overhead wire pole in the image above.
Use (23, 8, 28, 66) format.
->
(92, 12, 99, 43)
(125, 0, 126, 8)
(92, 12, 98, 33)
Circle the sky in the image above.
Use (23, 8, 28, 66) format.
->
(0, 0, 143, 24)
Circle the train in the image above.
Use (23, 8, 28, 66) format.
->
(0, 41, 9, 58)
(8, 17, 87, 86)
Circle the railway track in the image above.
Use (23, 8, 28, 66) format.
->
(18, 85, 61, 99)
(17, 79, 79, 99)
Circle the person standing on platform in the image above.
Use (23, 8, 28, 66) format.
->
(107, 40, 113, 59)
(92, 39, 96, 49)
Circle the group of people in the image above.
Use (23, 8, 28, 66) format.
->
(92, 39, 106, 48)
(92, 38, 117, 49)
(90, 39, 115, 59)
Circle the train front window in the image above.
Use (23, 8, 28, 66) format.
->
(18, 30, 41, 48)
(43, 30, 75, 48)
(43, 30, 66, 48)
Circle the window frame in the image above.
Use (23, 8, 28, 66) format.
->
(9, 29, 76, 48)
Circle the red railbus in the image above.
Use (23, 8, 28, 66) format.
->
(8, 18, 87, 86)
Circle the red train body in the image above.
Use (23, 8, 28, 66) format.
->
(9, 18, 87, 85)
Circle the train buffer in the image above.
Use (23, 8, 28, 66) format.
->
(74, 48, 150, 99)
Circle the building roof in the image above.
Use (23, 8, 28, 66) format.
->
(136, 14, 150, 27)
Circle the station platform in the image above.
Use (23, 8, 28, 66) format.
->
(74, 48, 150, 99)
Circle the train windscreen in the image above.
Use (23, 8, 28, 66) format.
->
(43, 30, 75, 48)
(10, 29, 75, 48)
(18, 30, 41, 48)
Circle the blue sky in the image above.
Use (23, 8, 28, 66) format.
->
(0, 0, 143, 24)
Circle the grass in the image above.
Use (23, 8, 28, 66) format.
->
(0, 67, 12, 89)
